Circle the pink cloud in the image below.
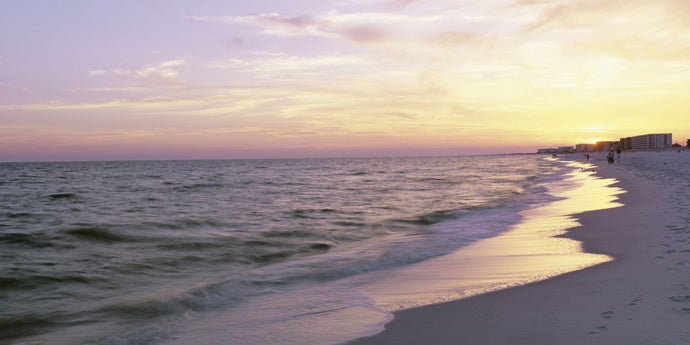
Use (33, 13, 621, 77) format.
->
(212, 12, 395, 43)
(87, 60, 186, 85)
(254, 13, 317, 28)
(329, 23, 391, 42)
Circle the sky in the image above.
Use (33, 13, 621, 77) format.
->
(1, 0, 689, 161)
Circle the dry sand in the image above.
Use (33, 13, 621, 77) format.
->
(346, 151, 690, 345)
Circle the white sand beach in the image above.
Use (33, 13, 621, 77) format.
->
(346, 151, 690, 345)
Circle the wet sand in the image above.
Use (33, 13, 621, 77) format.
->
(346, 151, 690, 345)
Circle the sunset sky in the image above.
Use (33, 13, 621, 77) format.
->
(1, 0, 689, 161)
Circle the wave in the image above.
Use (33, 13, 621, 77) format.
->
(287, 208, 339, 219)
(0, 312, 63, 341)
(397, 209, 458, 226)
(60, 226, 138, 243)
(144, 207, 522, 312)
(156, 241, 229, 251)
(260, 230, 316, 238)
(0, 233, 54, 248)
(0, 155, 571, 345)
(172, 183, 225, 191)
(247, 242, 334, 264)
(5, 212, 35, 219)
(0, 276, 24, 289)
(0, 273, 109, 290)
(79, 208, 520, 333)
(49, 193, 77, 199)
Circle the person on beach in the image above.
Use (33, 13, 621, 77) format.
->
(586, 153, 590, 161)
(606, 150, 615, 164)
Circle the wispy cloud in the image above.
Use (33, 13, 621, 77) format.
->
(513, 0, 690, 61)
(0, 81, 31, 93)
(208, 54, 370, 79)
(193, 12, 438, 43)
(88, 59, 187, 84)
(0, 95, 209, 112)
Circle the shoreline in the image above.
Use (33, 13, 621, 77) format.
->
(345, 152, 690, 345)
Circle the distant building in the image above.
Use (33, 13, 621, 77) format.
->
(595, 141, 619, 152)
(575, 144, 596, 152)
(558, 146, 574, 154)
(619, 133, 672, 150)
(539, 133, 673, 155)
(537, 147, 573, 154)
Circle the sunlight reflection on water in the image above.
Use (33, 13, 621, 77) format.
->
(351, 160, 624, 313)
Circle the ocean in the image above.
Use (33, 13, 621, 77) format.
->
(1, 155, 588, 345)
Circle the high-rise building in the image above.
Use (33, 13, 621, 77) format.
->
(619, 133, 672, 150)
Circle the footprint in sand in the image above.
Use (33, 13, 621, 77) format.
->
(668, 225, 690, 232)
(669, 296, 690, 303)
(601, 311, 615, 319)
(669, 295, 690, 313)
(588, 326, 609, 335)
(629, 298, 642, 306)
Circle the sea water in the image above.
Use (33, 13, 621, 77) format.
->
(1, 155, 584, 344)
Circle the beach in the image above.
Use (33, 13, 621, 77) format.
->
(2, 153, 688, 344)
(346, 151, 690, 345)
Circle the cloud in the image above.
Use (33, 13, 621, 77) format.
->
(517, 0, 619, 33)
(389, 0, 416, 8)
(195, 6, 527, 54)
(207, 54, 372, 83)
(159, 59, 186, 68)
(336, 23, 392, 42)
(88, 59, 187, 84)
(193, 13, 320, 35)
(429, 30, 483, 47)
(0, 81, 30, 93)
(250, 13, 317, 29)
(386, 111, 417, 119)
(0, 96, 201, 112)
(515, 0, 690, 34)
(132, 66, 180, 83)
(509, 0, 690, 62)
(195, 12, 427, 43)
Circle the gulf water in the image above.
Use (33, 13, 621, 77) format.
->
(1, 155, 571, 344)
